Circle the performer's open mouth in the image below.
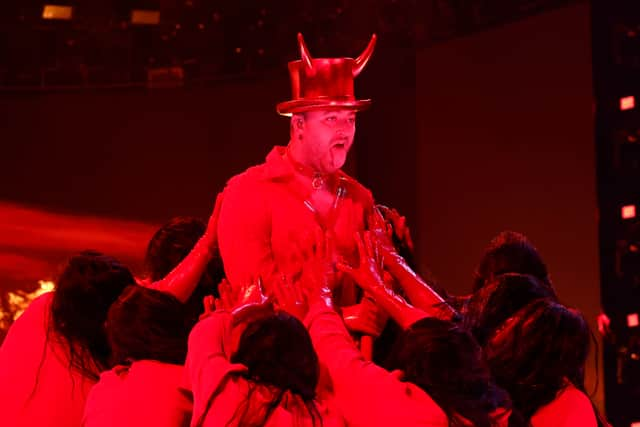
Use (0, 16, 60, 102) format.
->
(331, 138, 349, 150)
(330, 142, 348, 168)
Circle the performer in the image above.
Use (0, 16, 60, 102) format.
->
(217, 33, 377, 307)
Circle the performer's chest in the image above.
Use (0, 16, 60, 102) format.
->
(267, 184, 366, 257)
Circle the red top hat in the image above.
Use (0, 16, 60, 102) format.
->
(276, 33, 377, 116)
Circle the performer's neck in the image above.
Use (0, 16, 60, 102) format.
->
(286, 143, 335, 190)
(286, 142, 323, 176)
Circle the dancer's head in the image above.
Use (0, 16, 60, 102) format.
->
(50, 250, 134, 379)
(486, 299, 591, 421)
(107, 285, 189, 366)
(463, 273, 557, 346)
(387, 317, 509, 427)
(232, 311, 319, 399)
(145, 216, 224, 328)
(473, 231, 552, 292)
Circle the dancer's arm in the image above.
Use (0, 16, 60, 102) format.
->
(149, 194, 222, 303)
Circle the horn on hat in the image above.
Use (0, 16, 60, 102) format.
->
(353, 34, 377, 77)
(297, 33, 314, 72)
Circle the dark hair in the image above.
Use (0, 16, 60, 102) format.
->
(485, 299, 596, 424)
(49, 250, 134, 381)
(473, 231, 552, 292)
(463, 273, 557, 346)
(145, 216, 225, 328)
(386, 317, 510, 427)
(106, 285, 190, 366)
(228, 311, 321, 427)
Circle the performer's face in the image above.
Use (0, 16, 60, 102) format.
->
(301, 109, 356, 173)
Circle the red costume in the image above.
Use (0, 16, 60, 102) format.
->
(305, 301, 510, 427)
(184, 311, 345, 427)
(218, 34, 378, 301)
(530, 384, 597, 427)
(218, 146, 373, 294)
(83, 361, 192, 427)
(0, 293, 94, 427)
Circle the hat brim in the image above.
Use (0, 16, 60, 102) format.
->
(276, 99, 371, 116)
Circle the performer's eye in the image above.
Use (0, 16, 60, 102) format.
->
(348, 117, 356, 125)
(325, 116, 337, 123)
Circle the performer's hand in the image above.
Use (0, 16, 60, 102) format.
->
(272, 274, 308, 322)
(343, 298, 388, 337)
(203, 192, 224, 253)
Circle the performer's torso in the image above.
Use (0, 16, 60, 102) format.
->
(218, 147, 374, 305)
(268, 175, 368, 278)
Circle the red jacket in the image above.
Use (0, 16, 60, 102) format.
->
(218, 146, 373, 299)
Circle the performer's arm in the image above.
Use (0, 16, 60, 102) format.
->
(217, 175, 277, 289)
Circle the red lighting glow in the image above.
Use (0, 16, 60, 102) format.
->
(622, 204, 636, 220)
(0, 201, 157, 286)
(628, 313, 639, 328)
(621, 96, 636, 111)
(131, 10, 160, 25)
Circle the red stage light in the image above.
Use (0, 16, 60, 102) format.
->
(622, 204, 636, 219)
(620, 96, 635, 111)
(42, 5, 73, 20)
(131, 10, 160, 25)
(628, 313, 639, 328)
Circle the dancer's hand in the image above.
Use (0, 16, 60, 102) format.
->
(214, 278, 235, 311)
(343, 298, 388, 337)
(375, 205, 414, 253)
(339, 232, 430, 330)
(367, 207, 396, 260)
(231, 278, 272, 326)
(199, 295, 216, 321)
(273, 274, 308, 322)
(337, 232, 387, 294)
(300, 230, 339, 300)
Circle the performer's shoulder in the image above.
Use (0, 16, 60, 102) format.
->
(339, 171, 374, 206)
(224, 146, 289, 191)
(224, 162, 269, 190)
